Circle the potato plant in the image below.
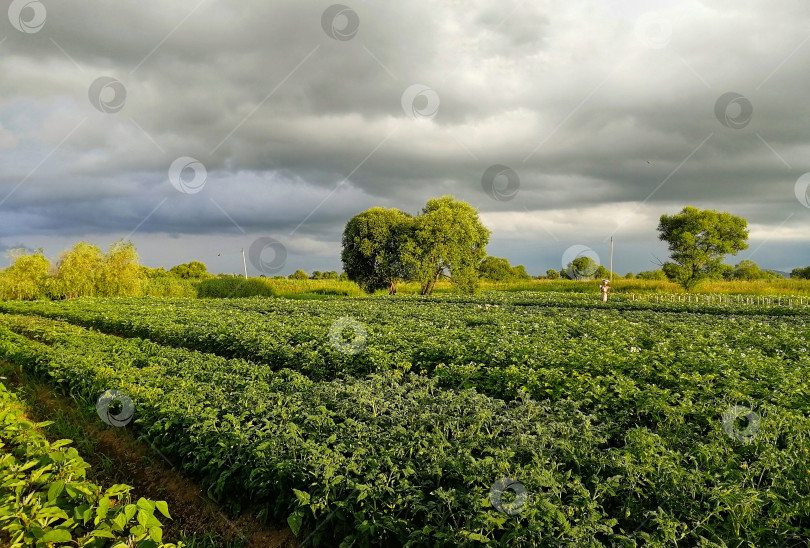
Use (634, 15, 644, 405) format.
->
(0, 293, 808, 546)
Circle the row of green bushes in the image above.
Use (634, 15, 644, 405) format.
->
(0, 382, 178, 547)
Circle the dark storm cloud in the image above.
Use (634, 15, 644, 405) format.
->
(1, 0, 809, 273)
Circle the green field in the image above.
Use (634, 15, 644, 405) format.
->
(0, 292, 808, 546)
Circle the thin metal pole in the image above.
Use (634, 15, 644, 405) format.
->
(241, 248, 248, 279)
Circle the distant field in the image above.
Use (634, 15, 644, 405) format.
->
(138, 275, 810, 299)
(0, 292, 808, 546)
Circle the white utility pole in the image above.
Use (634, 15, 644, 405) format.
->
(217, 249, 249, 279)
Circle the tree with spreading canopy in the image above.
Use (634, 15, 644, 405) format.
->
(401, 196, 490, 295)
(97, 241, 142, 296)
(0, 249, 51, 300)
(341, 207, 413, 293)
(658, 207, 749, 290)
(790, 266, 810, 279)
(169, 260, 209, 279)
(478, 256, 529, 281)
(341, 197, 490, 295)
(53, 242, 104, 299)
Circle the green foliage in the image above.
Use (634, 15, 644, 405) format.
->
(288, 270, 309, 280)
(638, 269, 667, 281)
(97, 241, 142, 297)
(342, 197, 490, 295)
(168, 261, 209, 279)
(0, 250, 51, 301)
(791, 266, 810, 280)
(311, 271, 339, 280)
(478, 257, 529, 281)
(0, 382, 178, 547)
(728, 260, 778, 281)
(658, 207, 749, 289)
(53, 242, 104, 299)
(0, 293, 808, 545)
(564, 257, 598, 280)
(341, 207, 414, 293)
(405, 196, 490, 295)
(545, 269, 559, 280)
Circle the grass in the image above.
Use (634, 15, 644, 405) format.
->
(385, 277, 810, 296)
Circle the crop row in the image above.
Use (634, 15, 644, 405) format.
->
(0, 380, 176, 548)
(0, 305, 808, 545)
(0, 297, 808, 410)
(0, 314, 611, 546)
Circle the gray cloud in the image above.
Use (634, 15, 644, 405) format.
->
(1, 0, 809, 274)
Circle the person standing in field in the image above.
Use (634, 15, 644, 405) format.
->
(600, 279, 610, 302)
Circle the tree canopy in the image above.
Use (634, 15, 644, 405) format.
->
(658, 206, 749, 289)
(341, 207, 413, 293)
(478, 256, 530, 282)
(341, 196, 490, 295)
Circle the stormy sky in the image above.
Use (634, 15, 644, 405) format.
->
(1, 0, 809, 276)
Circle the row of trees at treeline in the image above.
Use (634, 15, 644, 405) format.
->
(0, 241, 142, 300)
(342, 202, 809, 293)
(2, 203, 808, 300)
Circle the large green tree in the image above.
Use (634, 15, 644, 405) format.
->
(97, 240, 142, 296)
(53, 242, 104, 298)
(169, 260, 209, 279)
(658, 207, 748, 289)
(791, 266, 810, 279)
(0, 249, 51, 300)
(341, 207, 413, 293)
(341, 197, 490, 295)
(404, 196, 490, 295)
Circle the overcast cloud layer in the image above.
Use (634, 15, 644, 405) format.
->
(1, 0, 810, 275)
